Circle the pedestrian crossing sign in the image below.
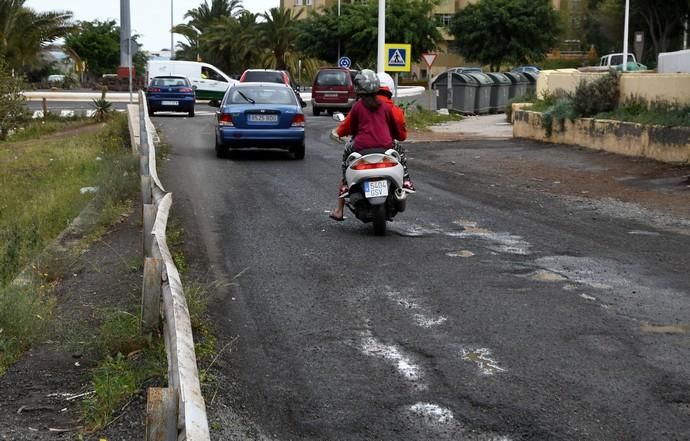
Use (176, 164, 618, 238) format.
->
(384, 43, 411, 72)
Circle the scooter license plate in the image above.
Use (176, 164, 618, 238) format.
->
(364, 180, 388, 198)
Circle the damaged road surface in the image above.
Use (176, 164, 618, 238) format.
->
(156, 113, 690, 441)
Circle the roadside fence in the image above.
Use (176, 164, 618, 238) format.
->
(129, 90, 211, 441)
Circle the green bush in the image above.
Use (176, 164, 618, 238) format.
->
(572, 70, 619, 117)
(0, 60, 29, 140)
(505, 92, 537, 121)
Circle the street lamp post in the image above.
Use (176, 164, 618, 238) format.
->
(377, 0, 385, 73)
(337, 0, 341, 61)
(170, 0, 174, 59)
(622, 0, 630, 71)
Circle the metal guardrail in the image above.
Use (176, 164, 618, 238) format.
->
(131, 90, 210, 441)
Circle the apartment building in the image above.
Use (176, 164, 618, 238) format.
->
(280, 0, 566, 78)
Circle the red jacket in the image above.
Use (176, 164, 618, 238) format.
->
(336, 95, 407, 141)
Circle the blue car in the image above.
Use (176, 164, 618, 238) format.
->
(146, 75, 196, 117)
(214, 82, 306, 159)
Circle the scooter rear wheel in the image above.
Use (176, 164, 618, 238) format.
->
(373, 204, 386, 236)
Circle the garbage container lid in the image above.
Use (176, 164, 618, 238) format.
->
(432, 72, 479, 88)
(485, 72, 511, 84)
(503, 71, 528, 83)
(522, 71, 539, 83)
(465, 72, 493, 85)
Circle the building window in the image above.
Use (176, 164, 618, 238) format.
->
(294, 0, 302, 5)
(435, 14, 452, 27)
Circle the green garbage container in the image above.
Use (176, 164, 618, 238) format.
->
(466, 72, 493, 114)
(432, 72, 478, 114)
(503, 72, 529, 99)
(485, 72, 511, 113)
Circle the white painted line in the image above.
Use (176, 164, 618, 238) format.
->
(384, 287, 447, 329)
(446, 250, 475, 258)
(628, 230, 660, 236)
(409, 402, 454, 424)
(452, 219, 532, 255)
(528, 270, 567, 282)
(580, 293, 597, 301)
(361, 335, 427, 389)
(461, 348, 506, 375)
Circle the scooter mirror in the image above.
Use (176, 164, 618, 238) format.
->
(332, 112, 345, 122)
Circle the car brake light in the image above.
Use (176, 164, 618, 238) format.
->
(291, 114, 305, 127)
(148, 87, 161, 92)
(179, 87, 193, 93)
(219, 113, 233, 126)
(351, 157, 397, 170)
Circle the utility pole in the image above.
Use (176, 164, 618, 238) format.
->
(170, 0, 174, 59)
(622, 0, 630, 71)
(377, 0, 385, 73)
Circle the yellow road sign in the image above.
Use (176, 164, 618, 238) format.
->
(384, 43, 411, 72)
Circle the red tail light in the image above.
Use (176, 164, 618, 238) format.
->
(179, 87, 193, 93)
(351, 157, 398, 170)
(148, 87, 161, 92)
(291, 114, 305, 127)
(219, 113, 233, 126)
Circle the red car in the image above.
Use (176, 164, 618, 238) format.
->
(311, 67, 357, 116)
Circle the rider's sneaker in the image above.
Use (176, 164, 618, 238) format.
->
(403, 179, 416, 193)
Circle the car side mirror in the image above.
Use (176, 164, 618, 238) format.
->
(333, 112, 345, 122)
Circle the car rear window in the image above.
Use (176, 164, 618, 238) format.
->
(315, 70, 349, 87)
(243, 71, 285, 83)
(151, 77, 189, 87)
(228, 86, 297, 105)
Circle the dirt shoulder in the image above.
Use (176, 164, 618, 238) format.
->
(0, 206, 146, 440)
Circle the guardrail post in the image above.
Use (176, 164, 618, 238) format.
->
(145, 387, 177, 441)
(42, 98, 48, 119)
(143, 203, 156, 257)
(141, 257, 162, 333)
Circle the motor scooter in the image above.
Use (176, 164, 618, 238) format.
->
(332, 113, 410, 235)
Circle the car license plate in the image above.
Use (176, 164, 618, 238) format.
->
(324, 93, 338, 98)
(162, 100, 178, 106)
(364, 180, 388, 198)
(248, 114, 278, 122)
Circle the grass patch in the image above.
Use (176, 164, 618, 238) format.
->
(3, 116, 93, 143)
(0, 114, 137, 375)
(0, 284, 55, 376)
(0, 113, 137, 286)
(404, 105, 462, 131)
(596, 101, 690, 128)
(82, 310, 165, 431)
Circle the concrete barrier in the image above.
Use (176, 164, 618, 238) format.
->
(513, 109, 690, 164)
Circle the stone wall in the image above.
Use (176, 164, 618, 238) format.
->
(536, 70, 690, 107)
(513, 110, 690, 164)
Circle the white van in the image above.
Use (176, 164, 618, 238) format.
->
(146, 60, 237, 102)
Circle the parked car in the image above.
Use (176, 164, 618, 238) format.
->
(511, 65, 541, 74)
(146, 75, 196, 117)
(214, 82, 306, 159)
(311, 67, 357, 116)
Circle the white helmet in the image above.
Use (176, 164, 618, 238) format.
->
(376, 72, 395, 97)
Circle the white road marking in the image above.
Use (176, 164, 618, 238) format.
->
(580, 293, 597, 301)
(360, 335, 426, 389)
(628, 230, 660, 236)
(409, 402, 454, 424)
(461, 348, 506, 375)
(528, 270, 567, 282)
(446, 250, 475, 258)
(452, 219, 532, 255)
(384, 287, 447, 328)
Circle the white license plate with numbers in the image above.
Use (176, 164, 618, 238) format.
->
(162, 101, 179, 106)
(363, 180, 388, 198)
(248, 114, 278, 122)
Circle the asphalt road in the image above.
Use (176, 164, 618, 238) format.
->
(153, 111, 690, 441)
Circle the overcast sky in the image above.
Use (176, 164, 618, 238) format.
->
(25, 0, 279, 52)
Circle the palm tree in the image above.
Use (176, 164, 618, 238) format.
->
(0, 0, 73, 72)
(202, 11, 259, 73)
(257, 7, 303, 71)
(173, 0, 244, 61)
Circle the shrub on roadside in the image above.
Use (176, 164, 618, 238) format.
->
(0, 60, 30, 140)
(572, 70, 619, 117)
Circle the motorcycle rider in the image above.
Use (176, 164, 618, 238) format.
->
(329, 69, 406, 221)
